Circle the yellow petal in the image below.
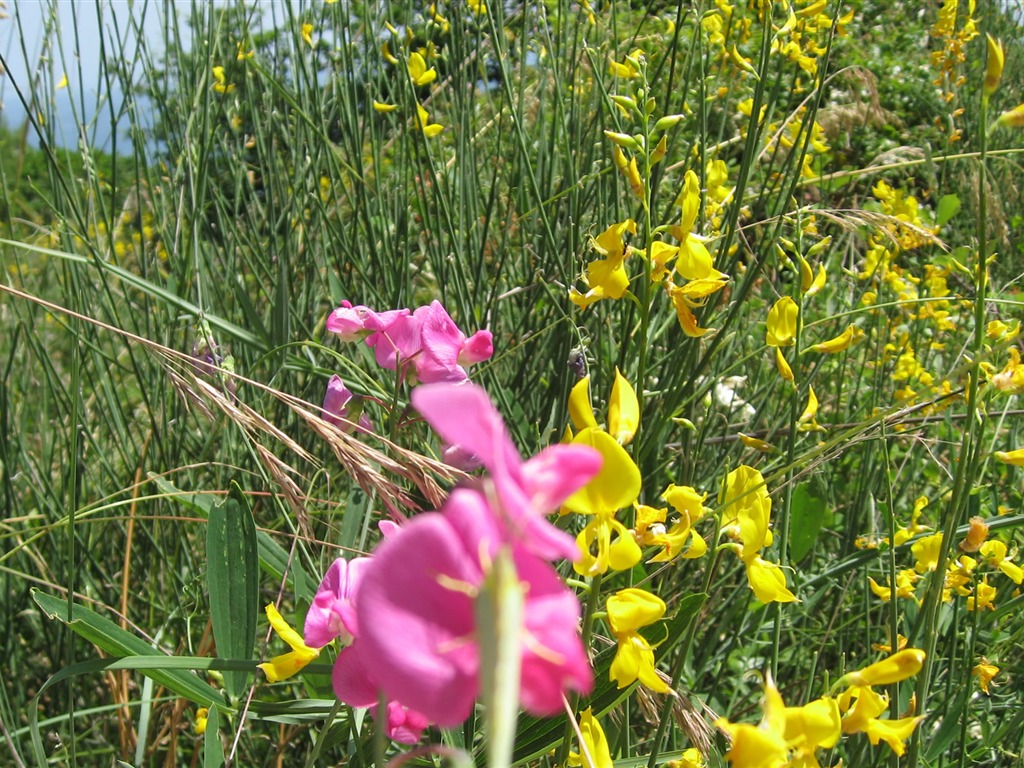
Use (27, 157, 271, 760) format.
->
(568, 376, 599, 431)
(766, 297, 799, 347)
(844, 649, 926, 687)
(810, 324, 856, 354)
(994, 447, 1024, 466)
(984, 34, 1004, 96)
(258, 649, 319, 682)
(562, 428, 642, 514)
(607, 368, 639, 445)
(775, 347, 794, 383)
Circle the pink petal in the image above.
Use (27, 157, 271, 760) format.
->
(355, 500, 486, 726)
(326, 302, 379, 341)
(383, 701, 430, 744)
(332, 643, 379, 708)
(322, 375, 354, 428)
(459, 330, 494, 366)
(304, 557, 372, 648)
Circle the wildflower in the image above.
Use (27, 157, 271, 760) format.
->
(211, 66, 234, 94)
(984, 34, 1004, 96)
(258, 604, 320, 682)
(670, 171, 729, 292)
(809, 324, 857, 354)
(671, 748, 705, 768)
(979, 540, 1024, 583)
(868, 570, 919, 602)
(307, 558, 431, 744)
(57, 73, 68, 89)
(322, 375, 372, 432)
(766, 297, 799, 347)
(416, 103, 443, 137)
(407, 51, 437, 86)
(966, 578, 996, 611)
(994, 447, 1024, 466)
(993, 102, 1024, 130)
(194, 708, 209, 735)
(606, 589, 670, 693)
(568, 708, 613, 768)
(352, 487, 593, 725)
(959, 516, 989, 552)
(570, 219, 637, 308)
(739, 433, 777, 453)
(563, 374, 643, 575)
(373, 100, 398, 112)
(972, 658, 999, 693)
(839, 685, 922, 756)
(304, 557, 371, 648)
(612, 145, 645, 200)
(799, 255, 827, 296)
(412, 382, 602, 561)
(301, 22, 314, 47)
(720, 466, 797, 603)
(840, 649, 926, 687)
(775, 348, 794, 383)
(911, 532, 944, 573)
(797, 385, 824, 432)
(715, 675, 789, 768)
(990, 348, 1024, 393)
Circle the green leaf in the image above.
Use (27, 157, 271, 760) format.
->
(789, 483, 827, 563)
(207, 483, 260, 699)
(204, 705, 225, 768)
(151, 474, 311, 600)
(31, 590, 224, 707)
(936, 194, 961, 226)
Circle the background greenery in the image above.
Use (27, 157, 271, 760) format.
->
(1, 0, 1023, 766)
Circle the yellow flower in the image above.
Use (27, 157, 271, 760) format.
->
(57, 73, 69, 89)
(799, 256, 827, 296)
(990, 348, 1024, 393)
(979, 540, 1024, 583)
(612, 145, 645, 200)
(569, 219, 637, 308)
(959, 515, 989, 552)
(774, 347, 794, 383)
(372, 100, 398, 112)
(966, 578, 996, 611)
(911, 532, 944, 573)
(670, 748, 705, 768)
(994, 447, 1024, 466)
(972, 658, 999, 693)
(257, 604, 320, 682)
(608, 368, 640, 445)
(407, 51, 437, 86)
(562, 428, 641, 515)
(746, 555, 798, 603)
(984, 34, 1004, 96)
(994, 102, 1024, 130)
(607, 589, 670, 693)
(797, 385, 824, 432)
(415, 103, 443, 137)
(301, 22, 314, 47)
(739, 433, 777, 453)
(568, 708, 613, 768)
(766, 297, 799, 347)
(715, 675, 788, 768)
(211, 66, 235, 94)
(841, 649, 926, 687)
(721, 465, 772, 560)
(667, 290, 710, 337)
(575, 512, 642, 576)
(194, 707, 209, 735)
(809, 324, 857, 354)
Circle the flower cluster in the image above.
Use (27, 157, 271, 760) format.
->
(327, 299, 493, 385)
(716, 649, 926, 767)
(261, 382, 601, 738)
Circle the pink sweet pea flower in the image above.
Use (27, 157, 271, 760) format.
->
(303, 557, 371, 648)
(325, 301, 388, 341)
(306, 557, 431, 744)
(354, 487, 593, 726)
(411, 382, 602, 561)
(322, 375, 373, 432)
(414, 301, 494, 383)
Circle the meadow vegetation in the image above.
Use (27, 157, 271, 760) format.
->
(1, 0, 1023, 766)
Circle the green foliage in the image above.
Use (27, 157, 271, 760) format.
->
(1, 0, 1023, 766)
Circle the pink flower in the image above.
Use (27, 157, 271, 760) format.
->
(411, 382, 602, 561)
(322, 375, 373, 432)
(303, 557, 370, 648)
(326, 300, 493, 384)
(414, 301, 494, 383)
(306, 557, 431, 744)
(353, 488, 593, 726)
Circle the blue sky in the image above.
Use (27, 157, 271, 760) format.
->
(1, 0, 172, 151)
